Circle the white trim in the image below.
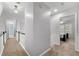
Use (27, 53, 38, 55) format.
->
(0, 47, 4, 56)
(19, 42, 30, 56)
(0, 35, 4, 56)
(75, 12, 78, 51)
(54, 42, 60, 46)
(39, 48, 51, 56)
(75, 48, 79, 52)
(60, 13, 75, 18)
(51, 43, 60, 48)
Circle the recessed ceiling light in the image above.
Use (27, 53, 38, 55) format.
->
(53, 9, 58, 12)
(7, 21, 14, 24)
(60, 21, 64, 24)
(14, 10, 18, 13)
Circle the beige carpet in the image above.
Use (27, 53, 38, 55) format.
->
(2, 38, 28, 56)
(47, 38, 79, 56)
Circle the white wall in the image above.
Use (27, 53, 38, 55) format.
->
(0, 3, 4, 55)
(0, 35, 4, 55)
(75, 12, 79, 51)
(0, 3, 3, 16)
(33, 3, 50, 56)
(19, 2, 33, 55)
(0, 18, 5, 56)
(0, 17, 5, 56)
(24, 2, 33, 55)
(50, 14, 61, 46)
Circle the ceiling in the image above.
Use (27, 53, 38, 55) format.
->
(61, 15, 75, 24)
(0, 2, 26, 21)
(0, 2, 79, 18)
(2, 2, 25, 15)
(39, 2, 79, 15)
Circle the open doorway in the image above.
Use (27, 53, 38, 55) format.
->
(60, 15, 75, 42)
(58, 14, 76, 55)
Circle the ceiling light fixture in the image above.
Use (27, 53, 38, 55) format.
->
(14, 9, 18, 13)
(60, 21, 64, 24)
(14, 4, 18, 14)
(7, 21, 14, 24)
(53, 9, 58, 12)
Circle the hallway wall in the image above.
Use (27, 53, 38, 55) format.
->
(0, 35, 4, 55)
(18, 2, 33, 56)
(0, 19, 5, 56)
(50, 14, 61, 46)
(0, 3, 4, 55)
(33, 2, 50, 56)
(75, 12, 79, 51)
(23, 2, 33, 55)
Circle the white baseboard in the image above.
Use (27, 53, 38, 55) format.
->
(51, 43, 60, 48)
(56, 43, 60, 45)
(19, 42, 30, 56)
(75, 48, 79, 52)
(39, 48, 51, 56)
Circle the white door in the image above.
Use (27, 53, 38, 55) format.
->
(8, 24, 14, 38)
(6, 20, 16, 38)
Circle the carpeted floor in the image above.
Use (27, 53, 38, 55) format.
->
(47, 38, 79, 56)
(2, 38, 28, 56)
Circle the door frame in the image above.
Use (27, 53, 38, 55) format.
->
(59, 12, 77, 51)
(6, 20, 16, 39)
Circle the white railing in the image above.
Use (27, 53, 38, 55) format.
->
(16, 31, 25, 43)
(0, 31, 6, 55)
